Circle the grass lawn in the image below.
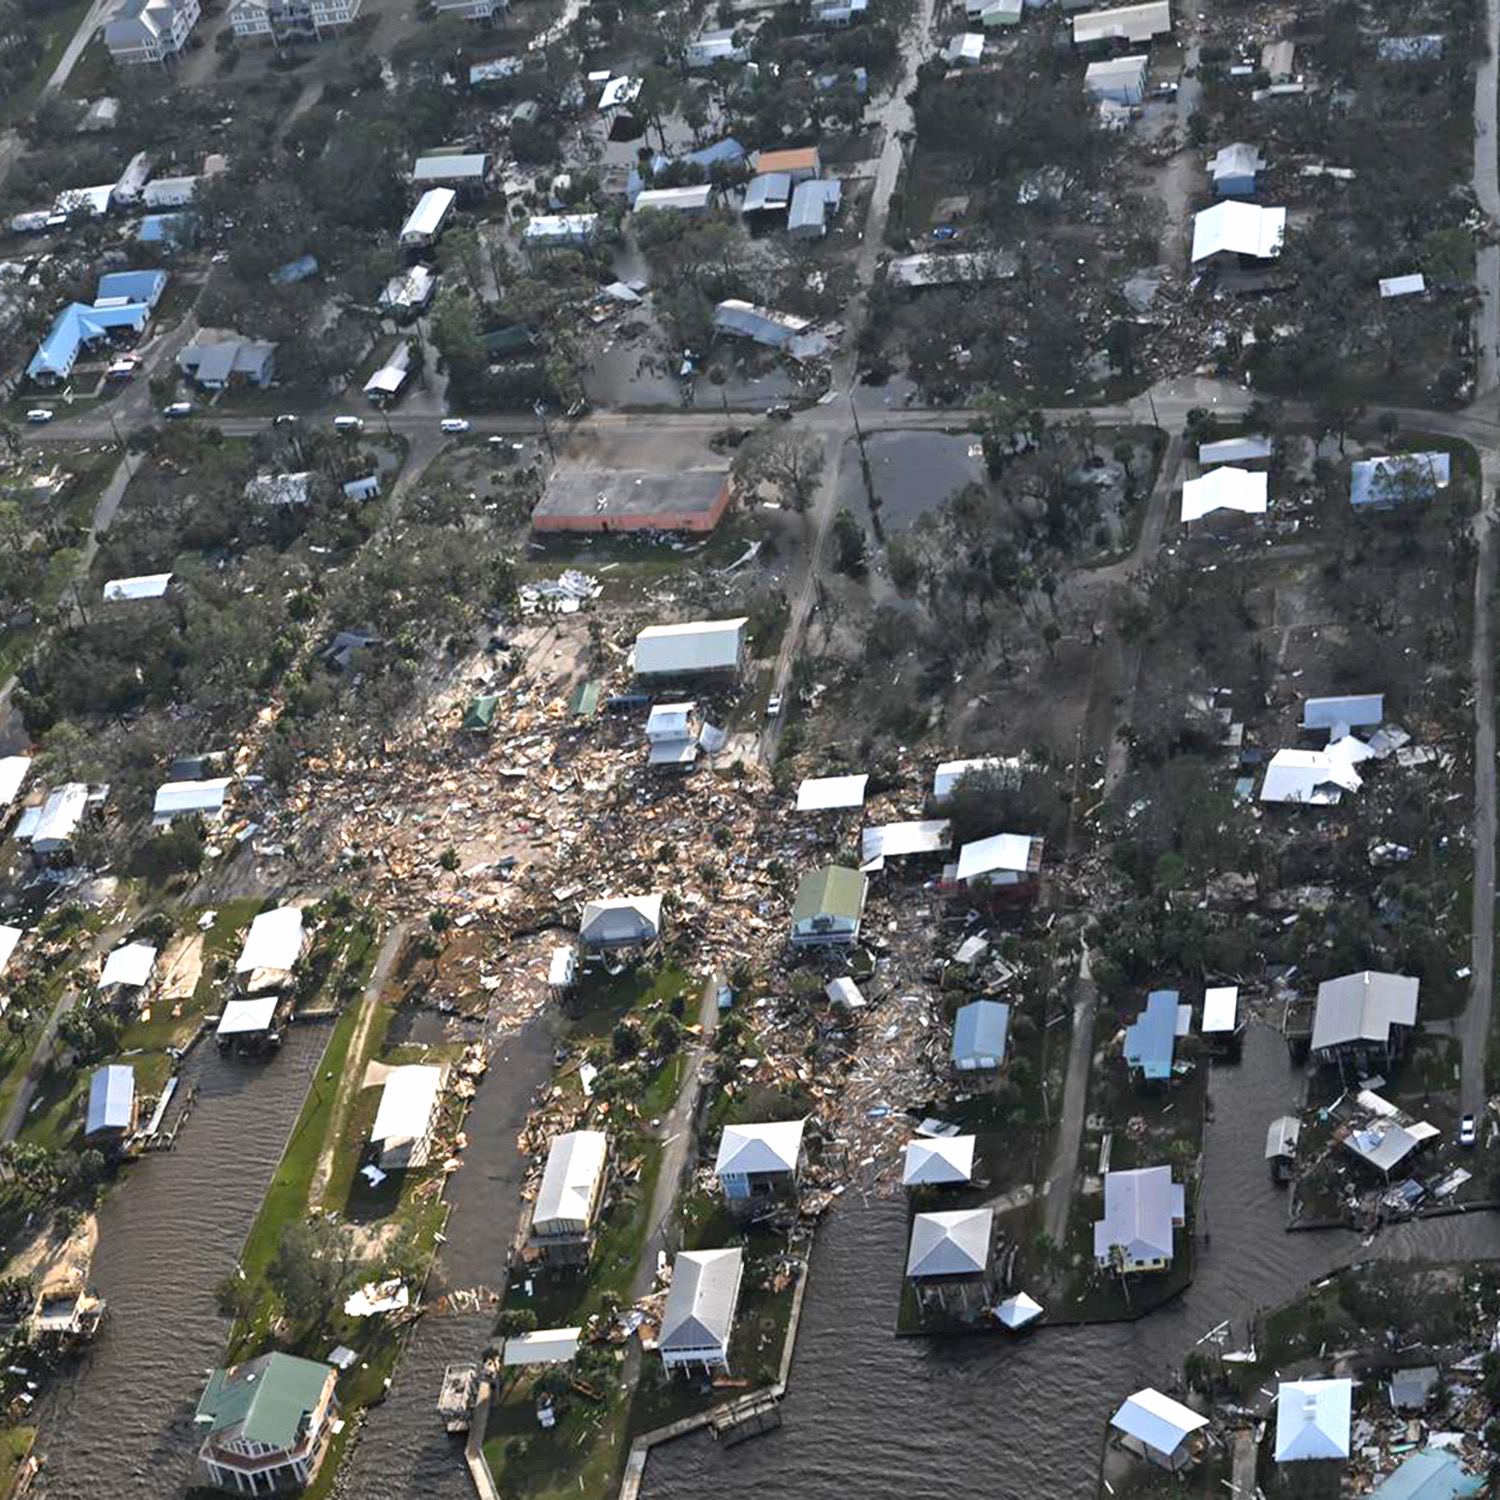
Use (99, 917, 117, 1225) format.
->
(0, 0, 92, 122)
(0, 1424, 35, 1492)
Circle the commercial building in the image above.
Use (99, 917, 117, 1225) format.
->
(534, 468, 731, 535)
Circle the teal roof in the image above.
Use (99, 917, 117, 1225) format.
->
(196, 1353, 332, 1448)
(1371, 1451, 1483, 1500)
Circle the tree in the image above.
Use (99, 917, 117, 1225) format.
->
(497, 1308, 538, 1339)
(214, 1270, 255, 1324)
(430, 291, 487, 398)
(1105, 319, 1137, 378)
(732, 430, 825, 512)
(268, 1217, 361, 1328)
(832, 507, 867, 576)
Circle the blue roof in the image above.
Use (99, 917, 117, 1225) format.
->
(137, 212, 194, 244)
(1123, 990, 1179, 1080)
(28, 302, 150, 380)
(628, 138, 746, 202)
(952, 999, 1010, 1065)
(86, 1064, 135, 1136)
(95, 269, 166, 304)
(1370, 1451, 1483, 1500)
(270, 254, 319, 285)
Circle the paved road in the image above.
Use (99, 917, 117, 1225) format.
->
(1474, 0, 1500, 395)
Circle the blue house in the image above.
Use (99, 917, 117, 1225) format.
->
(1123, 990, 1185, 1082)
(28, 302, 151, 384)
(94, 268, 167, 308)
(627, 138, 746, 204)
(1207, 142, 1265, 197)
(1369, 1450, 1483, 1500)
(270, 254, 319, 286)
(137, 212, 197, 248)
(952, 999, 1011, 1071)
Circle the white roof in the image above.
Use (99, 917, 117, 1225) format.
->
(945, 31, 983, 61)
(861, 820, 952, 864)
(234, 906, 305, 974)
(660, 1247, 743, 1351)
(1111, 1388, 1208, 1455)
(534, 1130, 608, 1227)
(634, 618, 747, 677)
(103, 572, 172, 601)
(216, 996, 278, 1036)
(1199, 435, 1272, 464)
(825, 976, 866, 1008)
(370, 1064, 444, 1147)
(995, 1291, 1044, 1328)
(100, 941, 156, 990)
(796, 774, 868, 812)
(906, 1207, 992, 1277)
(1085, 53, 1149, 83)
(1191, 201, 1286, 262)
(548, 946, 576, 987)
(598, 74, 642, 109)
(412, 153, 487, 182)
(933, 756, 1021, 801)
(955, 832, 1036, 881)
(646, 703, 696, 740)
(31, 783, 89, 847)
(901, 1134, 976, 1186)
(399, 187, 456, 241)
(1201, 986, 1238, 1033)
(153, 776, 232, 820)
(715, 1119, 805, 1176)
(1181, 467, 1268, 522)
(0, 756, 30, 808)
(1093, 1165, 1184, 1264)
(1260, 748, 1362, 805)
(1380, 273, 1425, 298)
(1073, 0, 1170, 44)
(0, 925, 20, 977)
(635, 185, 713, 212)
(579, 893, 663, 945)
(524, 214, 599, 243)
(502, 1328, 581, 1365)
(1274, 1378, 1352, 1462)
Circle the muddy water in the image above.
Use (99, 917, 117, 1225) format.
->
(837, 431, 986, 532)
(33, 1024, 330, 1498)
(642, 1025, 1500, 1500)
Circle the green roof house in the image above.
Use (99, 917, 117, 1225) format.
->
(462, 694, 499, 733)
(790, 866, 868, 948)
(195, 1352, 339, 1494)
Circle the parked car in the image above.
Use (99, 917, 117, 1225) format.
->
(767, 694, 782, 718)
(766, 403, 793, 421)
(25, 408, 54, 423)
(163, 402, 194, 419)
(273, 413, 299, 426)
(1460, 1114, 1477, 1147)
(932, 226, 961, 241)
(440, 418, 471, 434)
(333, 415, 364, 432)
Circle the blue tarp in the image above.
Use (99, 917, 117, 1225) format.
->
(1124, 990, 1179, 1080)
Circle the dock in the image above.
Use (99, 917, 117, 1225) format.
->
(709, 1389, 782, 1445)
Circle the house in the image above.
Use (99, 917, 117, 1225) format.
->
(195, 1353, 338, 1495)
(932, 756, 1022, 802)
(715, 1119, 805, 1203)
(364, 342, 412, 406)
(945, 32, 984, 64)
(1084, 55, 1149, 104)
(0, 925, 20, 982)
(529, 1130, 608, 1265)
(742, 172, 792, 214)
(790, 866, 868, 947)
(400, 188, 457, 247)
(902, 1134, 976, 1187)
(659, 1248, 744, 1373)
(712, 299, 829, 360)
(951, 1000, 1010, 1071)
(597, 74, 642, 109)
(85, 1064, 136, 1142)
(435, 0, 507, 18)
(1274, 1378, 1352, 1463)
(1191, 201, 1286, 264)
(100, 942, 156, 997)
(578, 894, 663, 951)
(245, 472, 314, 507)
(104, 573, 173, 603)
(523, 214, 599, 248)
(1208, 142, 1265, 196)
(905, 1207, 994, 1317)
(1265, 1115, 1301, 1180)
(685, 28, 747, 66)
(1369, 1450, 1483, 1500)
(28, 302, 151, 385)
(24, 783, 93, 865)
(754, 147, 820, 182)
(1110, 1389, 1208, 1471)
(547, 946, 576, 995)
(462, 694, 498, 733)
(501, 1327, 580, 1367)
(1311, 971, 1419, 1067)
(216, 996, 279, 1050)
(535, 469, 731, 534)
(369, 1064, 446, 1169)
(96, 269, 167, 308)
(796, 774, 868, 812)
(229, 0, 362, 40)
(1388, 1367, 1439, 1413)
(635, 185, 714, 215)
(788, 179, 841, 239)
(633, 618, 747, 680)
(952, 832, 1043, 892)
(811, 0, 868, 24)
(1350, 452, 1450, 509)
(1123, 989, 1187, 1082)
(136, 211, 197, 248)
(412, 153, 488, 195)
(1303, 694, 1383, 736)
(178, 337, 278, 390)
(645, 702, 699, 771)
(1093, 1166, 1184, 1271)
(0, 756, 30, 812)
(1180, 467, 1268, 525)
(104, 0, 200, 63)
(234, 906, 306, 993)
(381, 264, 436, 318)
(1380, 273, 1426, 299)
(1199, 435, 1272, 465)
(1262, 39, 1294, 80)
(343, 475, 381, 501)
(1344, 1117, 1435, 1179)
(859, 819, 951, 870)
(1259, 748, 1362, 805)
(152, 776, 232, 827)
(1071, 0, 1170, 45)
(143, 174, 199, 207)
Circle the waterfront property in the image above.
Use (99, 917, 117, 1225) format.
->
(1109, 1388, 1208, 1471)
(905, 1208, 994, 1319)
(1369, 1449, 1484, 1500)
(790, 866, 868, 947)
(528, 1130, 609, 1266)
(578, 894, 664, 952)
(194, 1352, 339, 1495)
(1273, 1377, 1352, 1463)
(368, 1064, 446, 1170)
(1123, 989, 1187, 1083)
(1092, 1166, 1184, 1273)
(84, 1064, 136, 1144)
(715, 1119, 805, 1206)
(658, 1248, 744, 1374)
(1310, 971, 1419, 1069)
(901, 1134, 975, 1188)
(1265, 1115, 1301, 1181)
(235, 907, 307, 993)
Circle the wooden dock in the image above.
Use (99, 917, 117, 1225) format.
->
(709, 1390, 782, 1446)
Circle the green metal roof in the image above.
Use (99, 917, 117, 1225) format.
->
(568, 679, 602, 718)
(196, 1353, 332, 1448)
(462, 694, 499, 731)
(792, 866, 865, 923)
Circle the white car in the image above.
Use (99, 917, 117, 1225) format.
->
(163, 402, 194, 419)
(767, 694, 782, 718)
(440, 418, 471, 434)
(25, 408, 54, 423)
(333, 415, 364, 432)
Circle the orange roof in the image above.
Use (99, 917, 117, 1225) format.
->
(757, 147, 819, 173)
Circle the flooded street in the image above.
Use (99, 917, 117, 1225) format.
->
(642, 1025, 1500, 1500)
(33, 1025, 331, 1498)
(837, 431, 984, 530)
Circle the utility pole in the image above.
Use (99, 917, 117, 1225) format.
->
(534, 401, 555, 463)
(108, 409, 135, 478)
(1146, 385, 1161, 432)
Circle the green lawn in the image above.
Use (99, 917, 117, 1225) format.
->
(0, 1424, 36, 1493)
(1, 0, 93, 122)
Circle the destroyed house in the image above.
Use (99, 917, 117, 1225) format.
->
(659, 1248, 743, 1373)
(534, 469, 732, 534)
(1123, 989, 1185, 1082)
(905, 1208, 994, 1317)
(790, 866, 867, 946)
(932, 756, 1022, 802)
(195, 1353, 338, 1495)
(578, 894, 663, 950)
(715, 1119, 805, 1203)
(1310, 971, 1419, 1066)
(951, 999, 1010, 1070)
(1092, 1166, 1184, 1271)
(529, 1130, 608, 1265)
(633, 618, 747, 681)
(23, 782, 94, 864)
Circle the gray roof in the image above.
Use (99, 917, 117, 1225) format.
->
(1312, 971, 1419, 1052)
(952, 999, 1010, 1065)
(533, 1130, 608, 1229)
(1388, 1366, 1439, 1411)
(1208, 142, 1265, 181)
(788, 178, 841, 233)
(86, 1064, 135, 1135)
(1303, 694, 1384, 731)
(905, 1207, 992, 1277)
(742, 172, 791, 212)
(1265, 1115, 1301, 1158)
(659, 1248, 743, 1350)
(1092, 1166, 1183, 1264)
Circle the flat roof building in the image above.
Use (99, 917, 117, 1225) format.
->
(633, 618, 748, 679)
(534, 469, 732, 535)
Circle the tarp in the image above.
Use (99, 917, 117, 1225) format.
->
(796, 774, 868, 812)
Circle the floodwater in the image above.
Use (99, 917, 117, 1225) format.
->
(836, 431, 985, 531)
(32, 1024, 331, 1498)
(641, 1025, 1500, 1500)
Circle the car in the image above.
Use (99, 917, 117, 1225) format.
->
(273, 413, 299, 426)
(766, 403, 793, 421)
(333, 415, 364, 432)
(440, 418, 471, 434)
(1460, 1114, 1477, 1147)
(767, 694, 782, 718)
(932, 226, 962, 241)
(162, 402, 194, 419)
(25, 409, 54, 424)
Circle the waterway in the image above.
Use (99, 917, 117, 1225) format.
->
(641, 1024, 1500, 1500)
